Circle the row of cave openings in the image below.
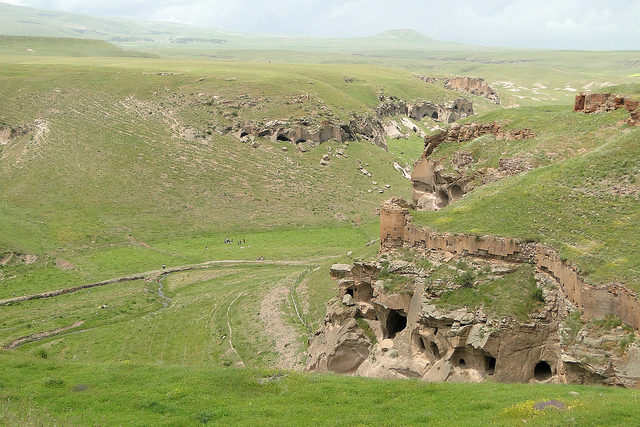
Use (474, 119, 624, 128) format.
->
(346, 280, 554, 382)
(379, 308, 553, 381)
(411, 327, 553, 380)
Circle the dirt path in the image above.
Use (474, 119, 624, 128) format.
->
(0, 258, 335, 306)
(4, 320, 86, 349)
(295, 266, 321, 327)
(260, 284, 302, 370)
(226, 291, 246, 367)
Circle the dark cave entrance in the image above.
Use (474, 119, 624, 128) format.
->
(485, 356, 496, 375)
(449, 184, 463, 201)
(534, 361, 552, 381)
(385, 310, 407, 339)
(436, 190, 449, 208)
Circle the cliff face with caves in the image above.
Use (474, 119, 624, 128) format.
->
(306, 200, 640, 387)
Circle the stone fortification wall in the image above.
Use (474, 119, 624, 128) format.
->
(380, 199, 640, 331)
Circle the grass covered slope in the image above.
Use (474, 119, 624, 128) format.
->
(413, 106, 640, 290)
(1, 351, 639, 426)
(1, 58, 441, 254)
(0, 35, 151, 57)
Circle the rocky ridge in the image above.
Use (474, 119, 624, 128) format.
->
(574, 92, 639, 126)
(306, 199, 640, 387)
(230, 95, 474, 153)
(418, 75, 500, 104)
(411, 122, 535, 210)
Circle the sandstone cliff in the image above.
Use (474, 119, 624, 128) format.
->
(231, 95, 475, 152)
(574, 92, 639, 126)
(411, 122, 535, 210)
(418, 75, 500, 104)
(306, 199, 640, 387)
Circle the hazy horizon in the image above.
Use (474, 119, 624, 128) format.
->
(2, 0, 640, 50)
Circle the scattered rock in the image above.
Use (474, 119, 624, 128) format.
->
(55, 258, 75, 271)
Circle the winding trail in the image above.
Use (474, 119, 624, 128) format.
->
(289, 268, 313, 334)
(0, 258, 335, 307)
(226, 291, 247, 367)
(3, 320, 86, 349)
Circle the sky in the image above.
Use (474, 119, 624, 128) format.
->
(3, 0, 640, 49)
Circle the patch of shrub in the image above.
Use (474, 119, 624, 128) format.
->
(34, 349, 48, 359)
(356, 317, 377, 346)
(532, 287, 545, 303)
(44, 378, 64, 388)
(455, 271, 475, 288)
(591, 314, 622, 330)
(195, 408, 230, 424)
(142, 401, 172, 414)
(72, 384, 89, 392)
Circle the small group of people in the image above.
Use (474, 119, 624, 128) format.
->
(223, 237, 246, 245)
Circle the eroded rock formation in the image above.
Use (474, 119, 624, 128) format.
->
(574, 92, 640, 126)
(418, 75, 500, 104)
(376, 95, 474, 124)
(411, 122, 535, 210)
(232, 95, 474, 152)
(306, 199, 640, 387)
(445, 77, 500, 104)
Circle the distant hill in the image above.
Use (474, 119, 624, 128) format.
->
(0, 2, 467, 51)
(0, 35, 153, 57)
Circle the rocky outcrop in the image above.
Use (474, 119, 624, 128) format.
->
(423, 122, 534, 156)
(376, 95, 474, 124)
(233, 115, 388, 151)
(411, 159, 467, 211)
(574, 92, 640, 126)
(0, 123, 30, 145)
(380, 199, 640, 334)
(418, 75, 500, 104)
(306, 199, 640, 387)
(411, 122, 535, 210)
(232, 95, 475, 152)
(444, 77, 500, 104)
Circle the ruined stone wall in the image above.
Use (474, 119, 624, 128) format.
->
(380, 199, 640, 331)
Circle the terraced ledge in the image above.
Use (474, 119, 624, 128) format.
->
(3, 320, 86, 349)
(0, 259, 325, 307)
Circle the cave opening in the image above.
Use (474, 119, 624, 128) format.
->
(436, 190, 449, 208)
(485, 356, 496, 375)
(240, 131, 249, 137)
(458, 358, 466, 366)
(345, 288, 354, 297)
(385, 310, 407, 339)
(430, 342, 440, 359)
(449, 184, 463, 201)
(534, 361, 552, 381)
(431, 111, 438, 119)
(296, 138, 307, 143)
(277, 134, 291, 142)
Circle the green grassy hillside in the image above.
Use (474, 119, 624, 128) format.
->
(1, 351, 639, 426)
(414, 103, 640, 290)
(0, 21, 639, 425)
(0, 35, 151, 57)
